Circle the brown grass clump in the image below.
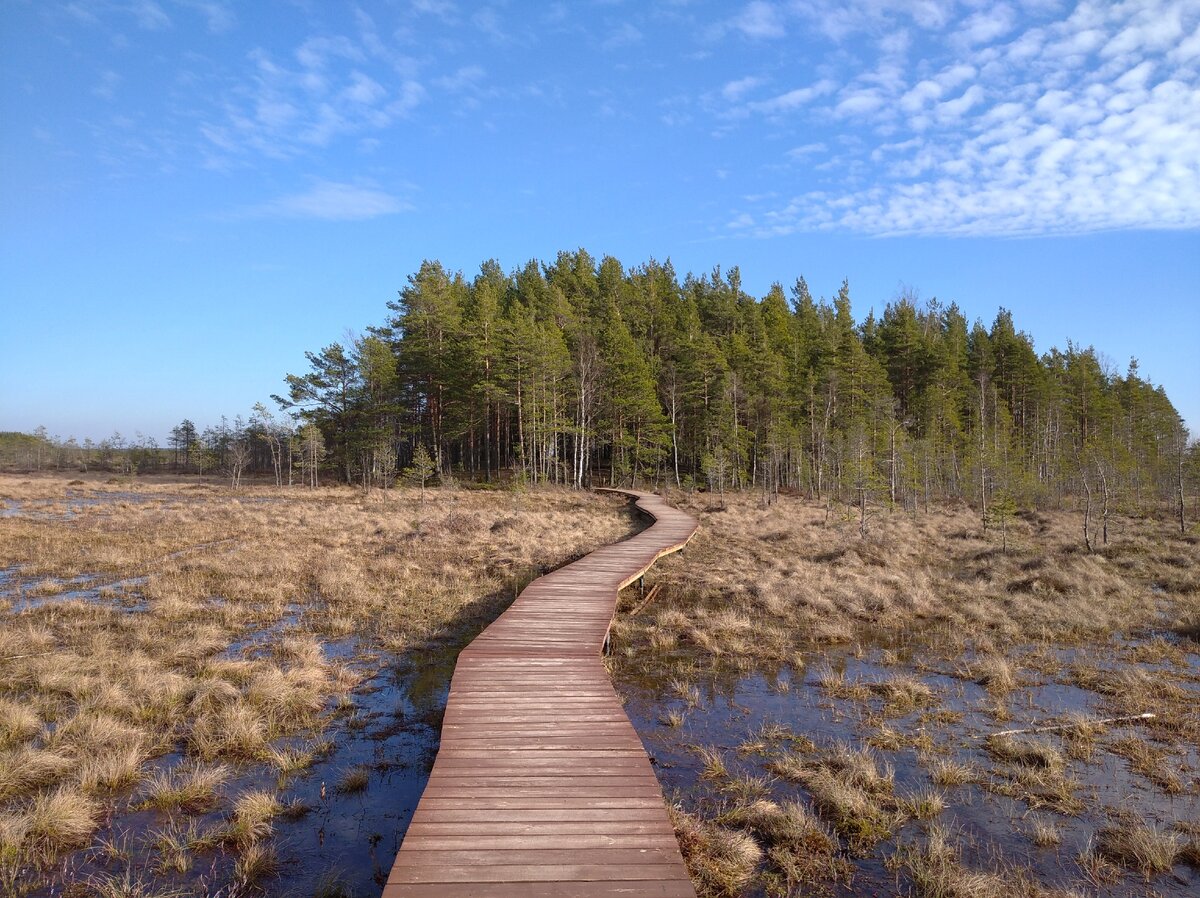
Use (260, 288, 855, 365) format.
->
(719, 798, 844, 890)
(927, 758, 980, 787)
(83, 869, 191, 898)
(898, 825, 1079, 898)
(969, 655, 1018, 693)
(226, 790, 284, 848)
(1096, 823, 1182, 877)
(867, 674, 936, 712)
(137, 761, 229, 813)
(1030, 819, 1061, 847)
(188, 703, 269, 760)
(773, 743, 899, 852)
(986, 763, 1083, 816)
(899, 787, 946, 820)
(670, 804, 763, 898)
(78, 744, 146, 793)
(0, 748, 73, 801)
(984, 735, 1064, 771)
(0, 699, 39, 750)
(335, 765, 370, 794)
(1, 786, 100, 858)
(695, 745, 728, 781)
(234, 842, 279, 886)
(1108, 735, 1185, 794)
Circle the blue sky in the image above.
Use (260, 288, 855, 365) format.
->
(2, 0, 1198, 443)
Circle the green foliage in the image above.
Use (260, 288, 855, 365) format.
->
(258, 252, 1190, 508)
(403, 444, 437, 498)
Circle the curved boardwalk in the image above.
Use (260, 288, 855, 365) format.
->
(383, 489, 699, 898)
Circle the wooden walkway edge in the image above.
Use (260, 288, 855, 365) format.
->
(383, 489, 699, 898)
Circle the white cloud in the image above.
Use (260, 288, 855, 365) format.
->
(342, 72, 386, 105)
(602, 22, 643, 50)
(242, 181, 411, 221)
(722, 75, 765, 101)
(936, 63, 976, 91)
(411, 0, 457, 20)
(471, 7, 508, 42)
(787, 142, 827, 157)
(201, 36, 424, 159)
(958, 4, 1016, 46)
(130, 0, 170, 30)
(435, 65, 486, 92)
(835, 88, 885, 117)
(935, 84, 984, 120)
(176, 0, 235, 33)
(749, 79, 837, 113)
(900, 79, 942, 112)
(734, 2, 786, 39)
(723, 0, 1200, 236)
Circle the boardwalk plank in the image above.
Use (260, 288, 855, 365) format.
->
(382, 490, 698, 898)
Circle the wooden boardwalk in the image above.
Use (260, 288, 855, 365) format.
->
(383, 489, 699, 898)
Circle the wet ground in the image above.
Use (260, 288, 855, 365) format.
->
(614, 633, 1200, 897)
(9, 635, 451, 897)
(1, 538, 544, 897)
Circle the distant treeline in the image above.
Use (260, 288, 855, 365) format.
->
(272, 250, 1194, 515)
(8, 250, 1196, 522)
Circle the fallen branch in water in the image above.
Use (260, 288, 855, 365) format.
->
(989, 713, 1156, 738)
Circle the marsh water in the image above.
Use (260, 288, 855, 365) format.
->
(1, 550, 545, 897)
(613, 634, 1200, 897)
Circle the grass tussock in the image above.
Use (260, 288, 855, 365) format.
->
(137, 761, 228, 813)
(927, 758, 980, 788)
(984, 735, 1064, 771)
(670, 804, 763, 898)
(335, 765, 370, 794)
(1095, 823, 1183, 877)
(1108, 735, 1185, 794)
(770, 742, 900, 852)
(0, 786, 100, 858)
(0, 699, 39, 750)
(899, 824, 1080, 898)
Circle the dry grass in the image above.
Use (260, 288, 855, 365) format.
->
(607, 490, 1200, 898)
(969, 655, 1018, 693)
(1108, 735, 1186, 794)
(899, 787, 946, 820)
(984, 735, 1064, 771)
(927, 758, 980, 787)
(694, 745, 728, 781)
(1030, 818, 1061, 847)
(1095, 823, 1183, 877)
(769, 741, 901, 853)
(615, 492, 1200, 661)
(335, 765, 370, 794)
(137, 761, 228, 813)
(717, 797, 845, 891)
(0, 701, 39, 751)
(899, 824, 1081, 898)
(0, 473, 634, 889)
(670, 804, 763, 898)
(0, 786, 100, 858)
